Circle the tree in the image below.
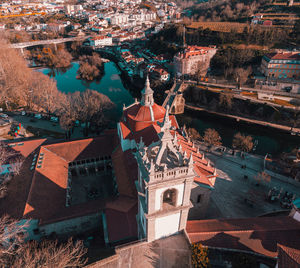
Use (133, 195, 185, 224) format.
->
(0, 216, 87, 267)
(219, 93, 233, 110)
(0, 215, 28, 266)
(187, 128, 202, 141)
(232, 132, 253, 152)
(194, 60, 209, 84)
(203, 128, 222, 149)
(77, 53, 104, 81)
(233, 67, 252, 88)
(31, 72, 61, 115)
(12, 239, 87, 267)
(0, 38, 32, 108)
(59, 89, 114, 137)
(51, 47, 72, 68)
(191, 242, 210, 268)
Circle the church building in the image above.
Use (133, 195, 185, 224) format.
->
(0, 78, 217, 246)
(115, 76, 217, 242)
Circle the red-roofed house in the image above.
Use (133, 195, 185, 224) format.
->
(261, 51, 300, 79)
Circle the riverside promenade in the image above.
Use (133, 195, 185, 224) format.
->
(185, 104, 300, 135)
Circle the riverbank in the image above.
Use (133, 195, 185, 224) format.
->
(185, 103, 300, 135)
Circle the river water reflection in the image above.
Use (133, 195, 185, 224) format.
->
(40, 62, 299, 156)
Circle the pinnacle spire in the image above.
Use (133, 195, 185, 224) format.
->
(188, 153, 194, 166)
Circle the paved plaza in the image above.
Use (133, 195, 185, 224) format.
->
(201, 145, 300, 219)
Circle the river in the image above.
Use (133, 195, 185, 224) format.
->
(39, 62, 300, 156)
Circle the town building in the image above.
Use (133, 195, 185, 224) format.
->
(261, 51, 300, 79)
(88, 36, 113, 47)
(173, 46, 217, 77)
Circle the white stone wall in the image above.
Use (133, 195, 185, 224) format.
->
(154, 212, 180, 240)
(154, 184, 184, 211)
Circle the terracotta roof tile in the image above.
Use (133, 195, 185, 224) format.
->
(7, 139, 47, 158)
(187, 217, 300, 258)
(44, 132, 117, 162)
(22, 132, 118, 225)
(111, 145, 137, 198)
(278, 244, 300, 268)
(265, 52, 300, 61)
(105, 199, 138, 243)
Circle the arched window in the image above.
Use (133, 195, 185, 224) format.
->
(162, 189, 177, 209)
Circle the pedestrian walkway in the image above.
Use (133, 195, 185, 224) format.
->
(196, 143, 300, 219)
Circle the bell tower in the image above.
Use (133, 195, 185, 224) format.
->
(141, 75, 154, 106)
(135, 107, 194, 241)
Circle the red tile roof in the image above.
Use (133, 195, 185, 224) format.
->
(265, 52, 300, 61)
(105, 196, 138, 243)
(23, 131, 119, 225)
(176, 133, 216, 187)
(186, 216, 300, 258)
(123, 103, 166, 132)
(111, 145, 137, 198)
(7, 139, 47, 158)
(278, 244, 300, 268)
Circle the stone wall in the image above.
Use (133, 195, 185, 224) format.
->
(188, 183, 212, 220)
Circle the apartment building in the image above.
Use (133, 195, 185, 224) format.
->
(261, 51, 300, 80)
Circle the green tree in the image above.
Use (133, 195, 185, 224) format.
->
(191, 243, 210, 268)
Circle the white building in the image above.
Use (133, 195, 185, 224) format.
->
(88, 36, 112, 47)
(110, 14, 129, 25)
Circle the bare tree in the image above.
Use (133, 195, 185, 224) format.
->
(219, 93, 233, 110)
(234, 67, 252, 88)
(59, 89, 114, 137)
(78, 89, 114, 135)
(77, 53, 104, 81)
(232, 132, 253, 152)
(0, 216, 87, 267)
(0, 215, 28, 266)
(32, 72, 60, 115)
(0, 38, 33, 108)
(9, 157, 23, 176)
(203, 128, 222, 149)
(187, 128, 202, 141)
(12, 239, 87, 267)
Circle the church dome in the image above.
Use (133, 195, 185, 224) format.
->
(122, 76, 166, 132)
(124, 103, 166, 132)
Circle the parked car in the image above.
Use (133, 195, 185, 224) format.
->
(34, 114, 42, 119)
(21, 111, 26, 116)
(0, 113, 8, 118)
(50, 116, 58, 122)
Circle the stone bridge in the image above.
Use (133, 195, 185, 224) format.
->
(10, 36, 89, 49)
